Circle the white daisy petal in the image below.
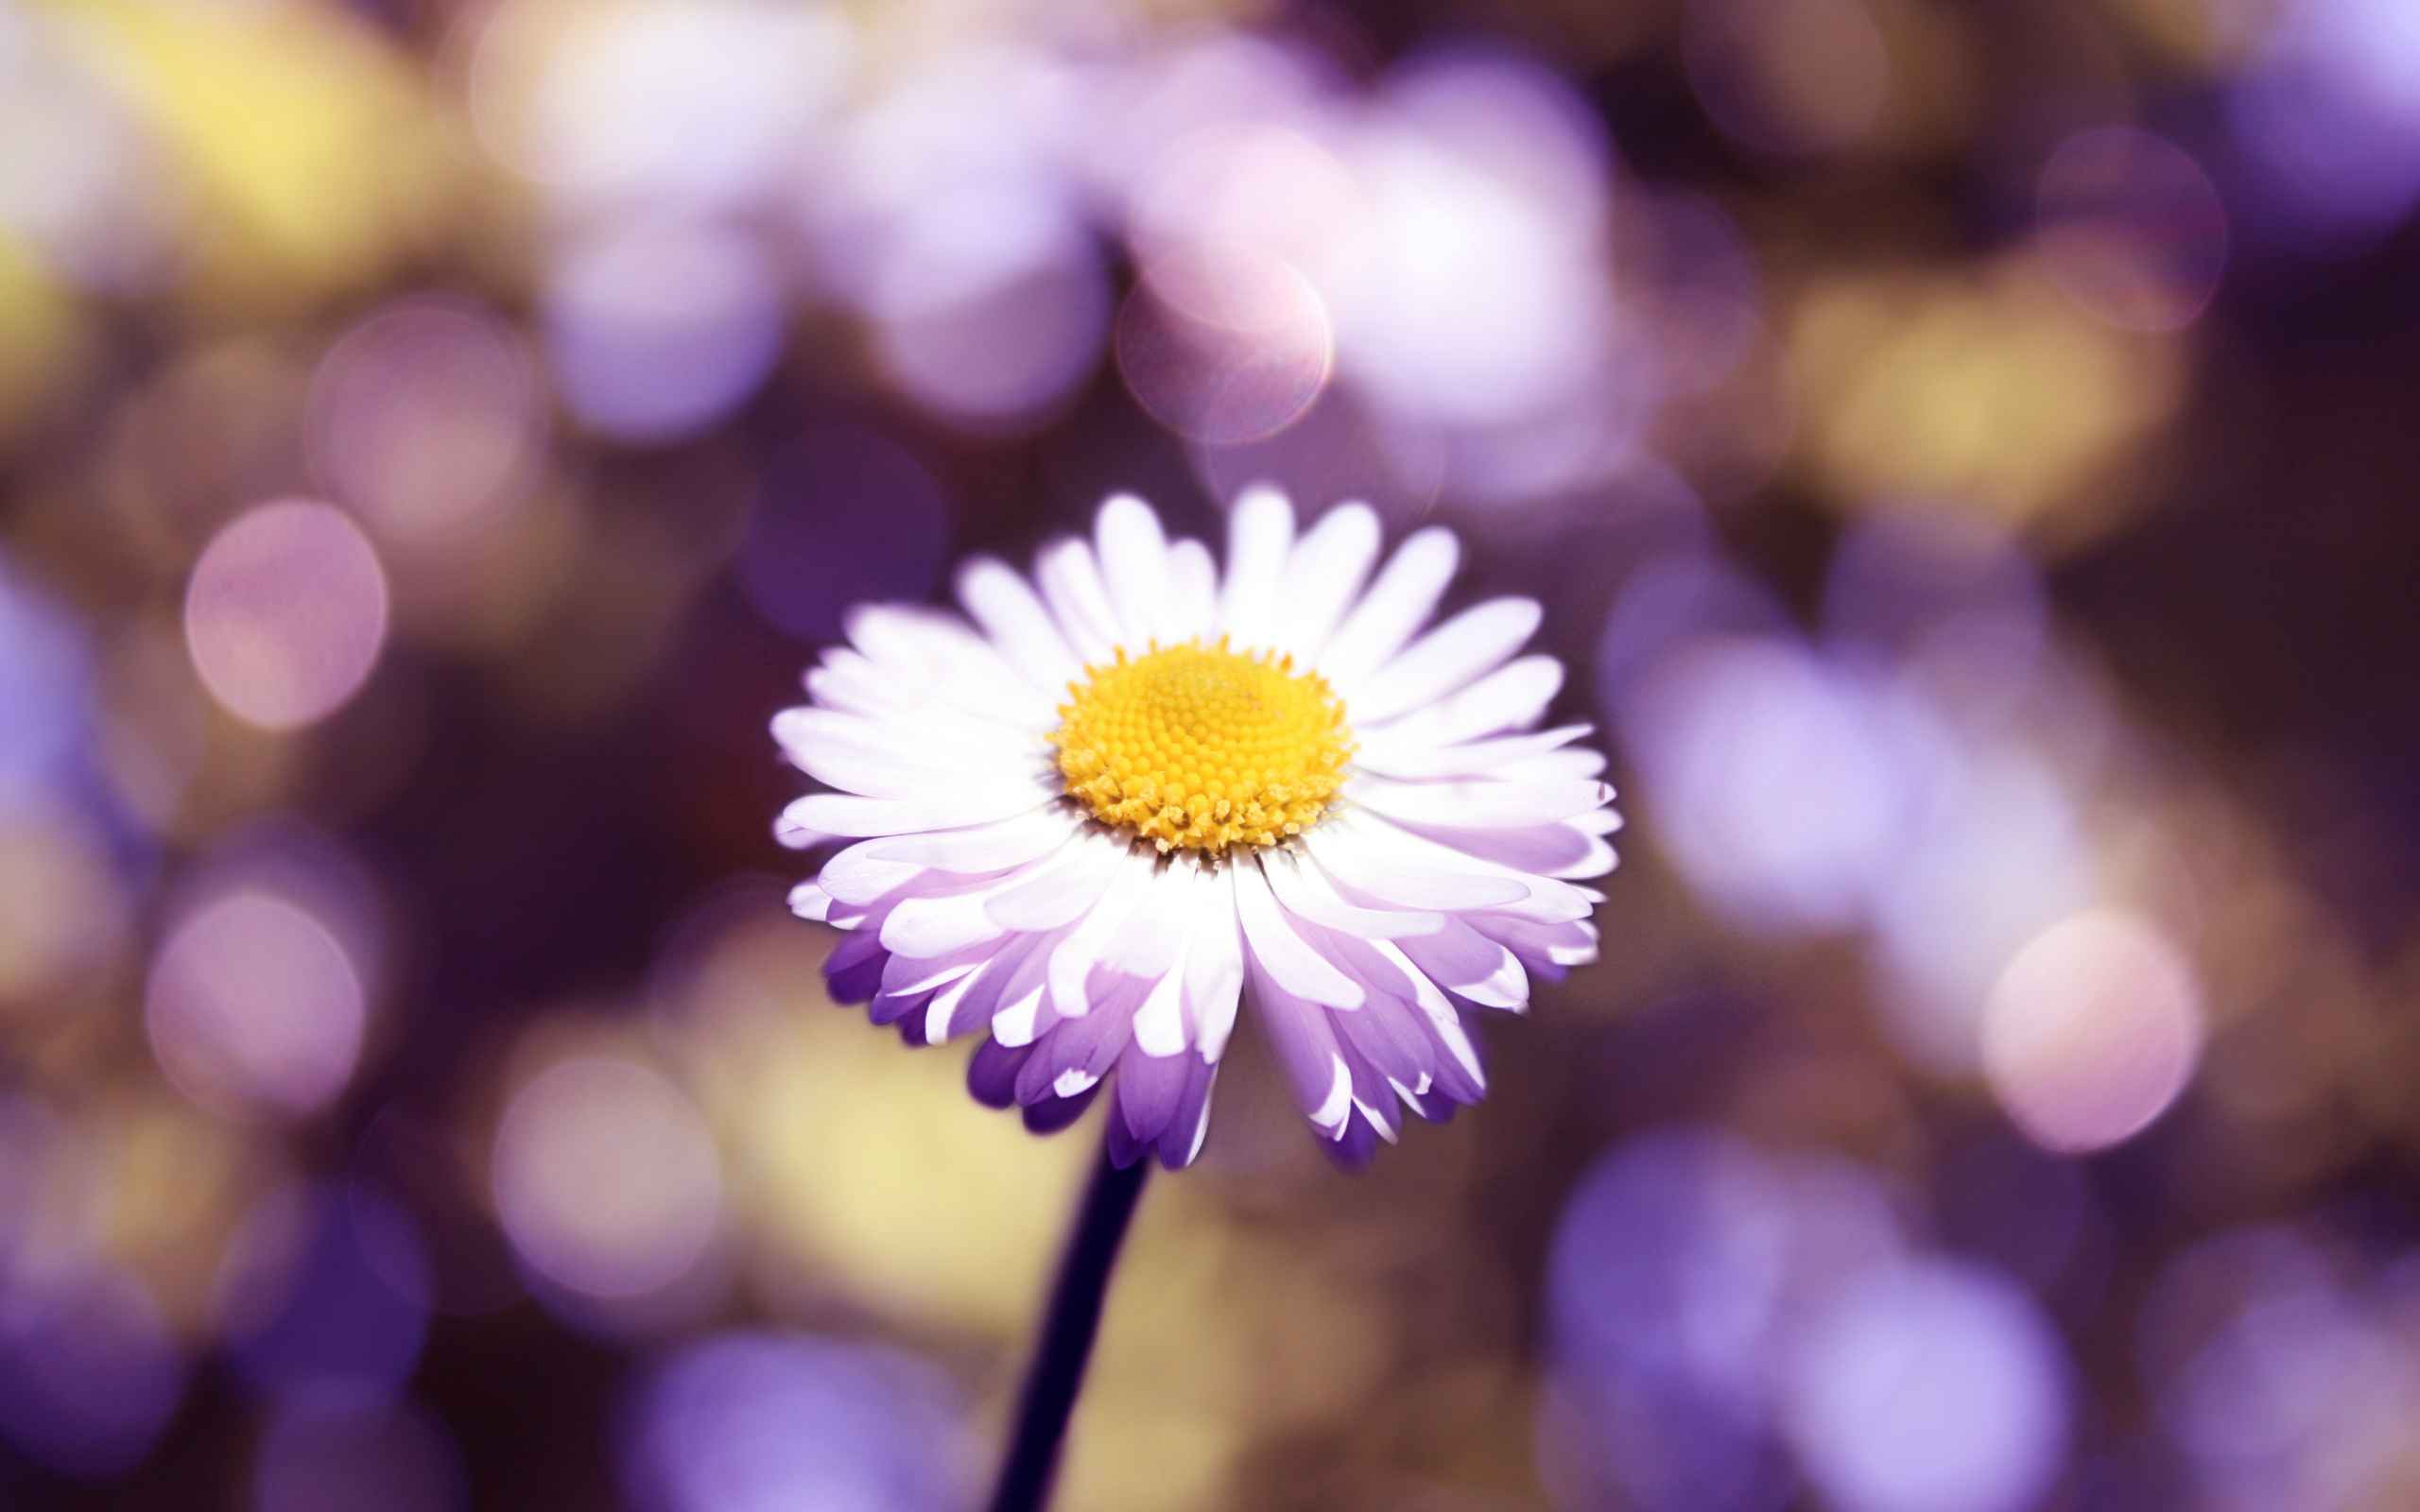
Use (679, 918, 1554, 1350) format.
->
(1040, 992, 1137, 1086)
(882, 942, 986, 998)
(1021, 999, 1134, 1103)
(930, 932, 1048, 1043)
(1130, 949, 1191, 1058)
(1113, 1041, 1191, 1149)
(1311, 1052, 1355, 1133)
(1386, 816, 1617, 880)
(1275, 503, 1381, 661)
(925, 967, 988, 1043)
(1096, 494, 1182, 648)
(986, 932, 1067, 1047)
(1369, 937, 1487, 1092)
(824, 924, 886, 978)
(1047, 850, 1160, 1017)
(774, 705, 1035, 775)
(1351, 598, 1543, 726)
(879, 880, 1018, 957)
(775, 800, 844, 851)
(804, 653, 1051, 758)
(788, 879, 834, 920)
(1302, 920, 1422, 1007)
(845, 605, 1062, 730)
(1248, 954, 1355, 1135)
(1357, 656, 1564, 756)
(1259, 847, 1445, 940)
(785, 790, 1045, 839)
(992, 987, 1046, 1047)
(1490, 747, 1610, 784)
(958, 557, 1083, 696)
(818, 842, 936, 904)
(858, 808, 1075, 871)
(1235, 861, 1364, 1009)
(1352, 724, 1593, 781)
(783, 740, 1043, 804)
(1466, 910, 1601, 971)
(986, 835, 1126, 931)
(1300, 817, 1530, 911)
(1183, 867, 1245, 1060)
(1339, 1044, 1401, 1143)
(1166, 540, 1218, 640)
(1328, 981, 1438, 1092)
(1097, 859, 1200, 980)
(1035, 538, 1124, 664)
(1397, 917, 1530, 1009)
(1317, 525, 1459, 692)
(1354, 775, 1616, 831)
(1316, 810, 1599, 923)
(1178, 1062, 1219, 1165)
(802, 649, 929, 721)
(1561, 835, 1619, 881)
(1214, 485, 1294, 648)
(817, 892, 877, 932)
(841, 604, 999, 679)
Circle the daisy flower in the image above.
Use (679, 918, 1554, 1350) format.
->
(774, 489, 1618, 1168)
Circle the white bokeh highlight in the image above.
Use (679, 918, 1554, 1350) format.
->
(491, 1058, 721, 1298)
(146, 889, 367, 1124)
(1982, 909, 2204, 1153)
(184, 501, 389, 731)
(1780, 1259, 2069, 1512)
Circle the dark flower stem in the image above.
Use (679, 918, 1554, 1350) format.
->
(987, 1137, 1151, 1512)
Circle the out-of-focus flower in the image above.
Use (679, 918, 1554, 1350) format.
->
(775, 491, 1618, 1166)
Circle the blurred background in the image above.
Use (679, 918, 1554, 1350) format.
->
(1, 0, 2418, 1507)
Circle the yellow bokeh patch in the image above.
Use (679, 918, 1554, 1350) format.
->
(1789, 252, 2187, 549)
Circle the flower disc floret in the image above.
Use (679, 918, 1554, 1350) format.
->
(1052, 638, 1354, 855)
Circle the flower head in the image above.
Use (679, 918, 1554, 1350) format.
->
(774, 489, 1618, 1168)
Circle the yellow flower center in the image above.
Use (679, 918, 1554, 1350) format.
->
(1052, 639, 1355, 855)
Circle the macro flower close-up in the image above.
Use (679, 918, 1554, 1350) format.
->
(9, 0, 2420, 1507)
(776, 490, 1618, 1168)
